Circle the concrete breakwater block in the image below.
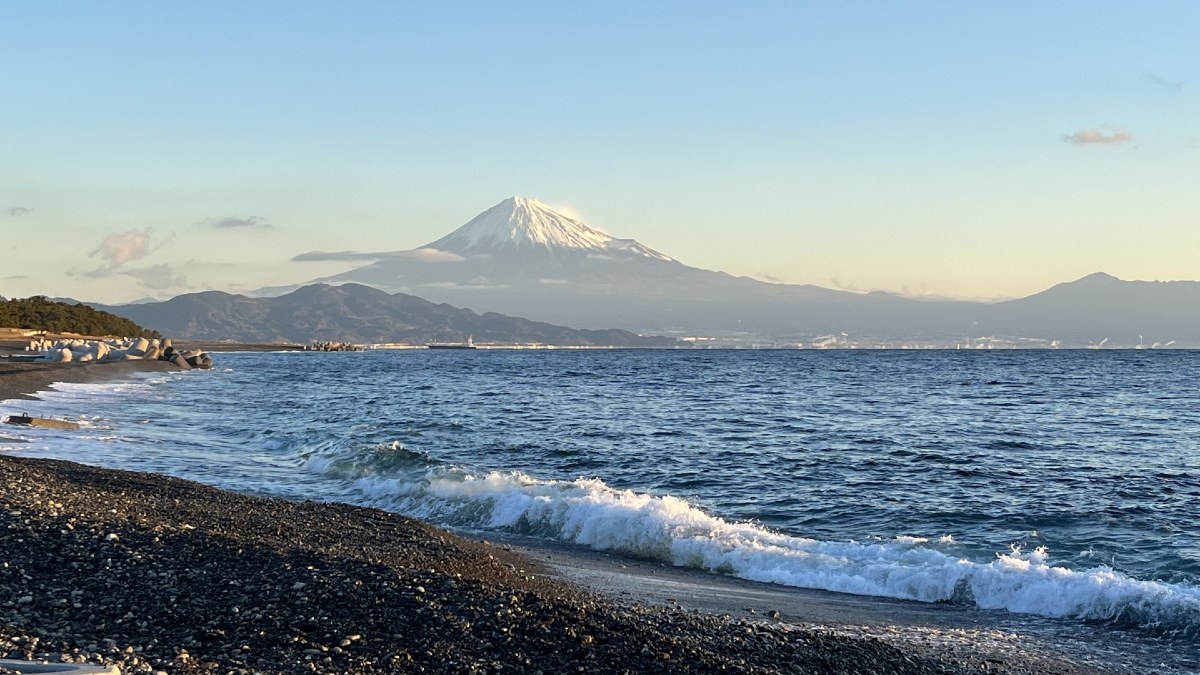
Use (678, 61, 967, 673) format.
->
(25, 337, 212, 370)
(0, 659, 120, 674)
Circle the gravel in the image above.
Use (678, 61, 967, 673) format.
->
(0, 455, 985, 674)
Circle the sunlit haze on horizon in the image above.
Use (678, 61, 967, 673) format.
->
(1, 1, 1197, 304)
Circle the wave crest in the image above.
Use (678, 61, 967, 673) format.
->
(305, 456, 1200, 637)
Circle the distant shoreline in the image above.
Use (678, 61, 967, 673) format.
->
(172, 341, 307, 352)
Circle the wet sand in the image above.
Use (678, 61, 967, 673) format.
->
(0, 359, 177, 403)
(0, 358, 1143, 674)
(502, 536, 1174, 674)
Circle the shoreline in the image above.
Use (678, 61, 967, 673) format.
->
(0, 455, 1121, 674)
(0, 454, 980, 675)
(498, 534, 1168, 674)
(0, 357, 1163, 673)
(0, 359, 179, 403)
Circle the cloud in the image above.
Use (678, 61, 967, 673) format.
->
(422, 279, 506, 290)
(7, 207, 32, 217)
(292, 250, 372, 262)
(1062, 127, 1132, 145)
(390, 249, 466, 263)
(82, 228, 182, 282)
(292, 248, 465, 263)
(200, 216, 272, 229)
(754, 272, 786, 283)
(90, 228, 152, 270)
(1142, 71, 1183, 92)
(830, 277, 871, 293)
(4, 274, 29, 280)
(123, 264, 188, 289)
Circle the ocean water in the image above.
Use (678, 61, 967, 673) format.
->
(3, 350, 1200, 657)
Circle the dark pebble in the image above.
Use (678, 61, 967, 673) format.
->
(0, 455, 1033, 674)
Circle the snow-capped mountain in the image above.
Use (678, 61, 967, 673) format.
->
(425, 196, 672, 261)
(307, 195, 722, 291)
(296, 196, 916, 336)
(275, 198, 1200, 346)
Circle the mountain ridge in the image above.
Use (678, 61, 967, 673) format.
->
(255, 197, 1200, 347)
(93, 283, 680, 346)
(299, 197, 861, 329)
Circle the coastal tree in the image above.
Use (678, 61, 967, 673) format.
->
(0, 296, 161, 338)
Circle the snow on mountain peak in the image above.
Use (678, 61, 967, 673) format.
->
(425, 196, 672, 260)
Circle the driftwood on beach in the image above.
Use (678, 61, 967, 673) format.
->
(2, 413, 81, 430)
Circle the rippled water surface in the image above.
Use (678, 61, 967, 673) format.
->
(4, 349, 1200, 641)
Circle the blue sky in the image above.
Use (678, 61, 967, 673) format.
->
(2, 1, 1197, 302)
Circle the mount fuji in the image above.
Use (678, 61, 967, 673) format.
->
(425, 196, 673, 261)
(278, 197, 1200, 346)
(297, 196, 893, 336)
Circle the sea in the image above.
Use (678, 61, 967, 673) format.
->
(3, 349, 1199, 670)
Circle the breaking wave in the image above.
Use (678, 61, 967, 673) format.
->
(303, 443, 1200, 639)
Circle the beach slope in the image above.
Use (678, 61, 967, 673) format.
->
(0, 357, 1114, 674)
(0, 360, 177, 403)
(0, 455, 988, 675)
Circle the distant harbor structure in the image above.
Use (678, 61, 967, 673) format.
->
(305, 341, 362, 352)
(426, 336, 476, 350)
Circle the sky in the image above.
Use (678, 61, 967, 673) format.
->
(2, 1, 1197, 303)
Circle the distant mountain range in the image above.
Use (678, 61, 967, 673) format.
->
(976, 272, 1198, 348)
(252, 196, 1200, 348)
(81, 197, 1200, 347)
(94, 284, 679, 347)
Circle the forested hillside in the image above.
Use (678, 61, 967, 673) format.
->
(0, 296, 159, 338)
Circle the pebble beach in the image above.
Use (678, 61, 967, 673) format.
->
(0, 360, 1117, 674)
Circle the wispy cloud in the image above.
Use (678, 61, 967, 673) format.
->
(389, 249, 466, 263)
(200, 215, 272, 229)
(4, 274, 29, 280)
(292, 248, 465, 263)
(123, 264, 188, 289)
(292, 250, 381, 262)
(422, 279, 506, 290)
(81, 228, 185, 286)
(7, 207, 33, 217)
(1142, 71, 1183, 92)
(830, 277, 871, 293)
(1062, 127, 1132, 146)
(90, 228, 152, 271)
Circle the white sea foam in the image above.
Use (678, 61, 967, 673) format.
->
(7, 378, 160, 406)
(319, 462, 1200, 635)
